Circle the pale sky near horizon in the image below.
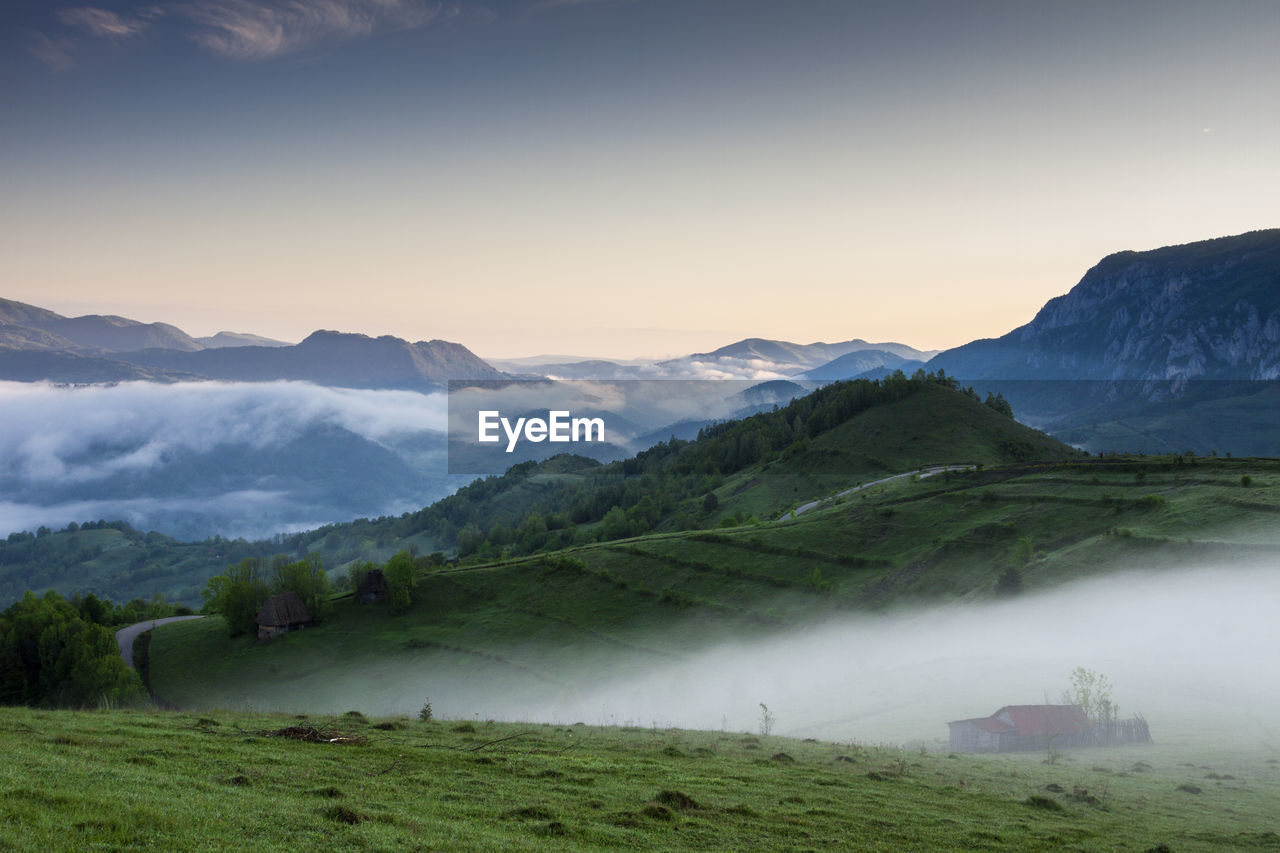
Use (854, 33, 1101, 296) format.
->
(2, 0, 1277, 359)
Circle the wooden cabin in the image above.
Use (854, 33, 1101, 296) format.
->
(256, 591, 312, 642)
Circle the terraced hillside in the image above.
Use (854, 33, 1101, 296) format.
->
(149, 455, 1280, 721)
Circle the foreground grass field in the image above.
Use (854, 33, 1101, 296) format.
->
(2, 707, 1277, 851)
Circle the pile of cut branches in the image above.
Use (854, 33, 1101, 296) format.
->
(258, 724, 367, 745)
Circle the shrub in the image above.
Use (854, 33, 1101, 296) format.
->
(758, 703, 775, 736)
(659, 587, 694, 608)
(655, 790, 699, 810)
(995, 566, 1023, 596)
(1024, 795, 1064, 811)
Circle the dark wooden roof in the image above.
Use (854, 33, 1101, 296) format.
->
(257, 591, 312, 627)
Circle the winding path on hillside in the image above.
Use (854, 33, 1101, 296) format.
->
(114, 615, 206, 668)
(791, 465, 975, 517)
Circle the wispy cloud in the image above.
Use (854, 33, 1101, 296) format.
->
(29, 32, 78, 71)
(30, 0, 503, 68)
(57, 6, 154, 38)
(181, 0, 445, 60)
(533, 0, 625, 9)
(32, 5, 161, 69)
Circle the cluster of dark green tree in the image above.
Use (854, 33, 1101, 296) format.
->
(201, 554, 332, 637)
(0, 590, 144, 708)
(66, 591, 193, 626)
(344, 550, 445, 615)
(979, 389, 1014, 418)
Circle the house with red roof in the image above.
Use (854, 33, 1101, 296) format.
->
(947, 704, 1088, 753)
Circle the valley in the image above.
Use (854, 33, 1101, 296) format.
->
(7, 0, 1280, 846)
(145, 453, 1280, 733)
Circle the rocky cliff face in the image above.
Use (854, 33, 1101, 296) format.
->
(932, 230, 1280, 381)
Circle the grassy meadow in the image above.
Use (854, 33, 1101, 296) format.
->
(2, 706, 1277, 851)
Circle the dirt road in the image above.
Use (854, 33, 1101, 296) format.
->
(114, 615, 206, 668)
(791, 465, 975, 517)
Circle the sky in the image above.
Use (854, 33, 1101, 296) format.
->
(2, 0, 1278, 359)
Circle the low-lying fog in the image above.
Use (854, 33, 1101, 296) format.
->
(1, 377, 818, 539)
(563, 564, 1280, 743)
(250, 563, 1280, 746)
(0, 380, 456, 539)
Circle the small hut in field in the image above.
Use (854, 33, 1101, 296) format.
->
(947, 703, 1151, 752)
(256, 591, 312, 642)
(948, 704, 1087, 752)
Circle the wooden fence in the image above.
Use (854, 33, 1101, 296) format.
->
(999, 715, 1152, 752)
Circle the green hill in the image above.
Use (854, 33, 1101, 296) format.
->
(148, 454, 1280, 717)
(290, 372, 1077, 565)
(0, 373, 1075, 606)
(0, 523, 288, 608)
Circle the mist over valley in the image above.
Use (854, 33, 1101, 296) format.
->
(150, 561, 1280, 747)
(0, 380, 458, 540)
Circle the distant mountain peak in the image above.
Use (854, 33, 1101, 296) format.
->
(197, 332, 290, 349)
(300, 329, 368, 344)
(795, 349, 921, 381)
(0, 297, 67, 327)
(930, 229, 1280, 381)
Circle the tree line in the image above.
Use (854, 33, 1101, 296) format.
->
(200, 549, 445, 635)
(0, 590, 156, 708)
(201, 553, 333, 637)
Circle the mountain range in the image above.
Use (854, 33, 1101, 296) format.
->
(1, 298, 206, 352)
(1, 296, 942, 388)
(120, 330, 505, 391)
(488, 338, 939, 380)
(0, 299, 503, 390)
(4, 227, 1279, 451)
(682, 336, 935, 367)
